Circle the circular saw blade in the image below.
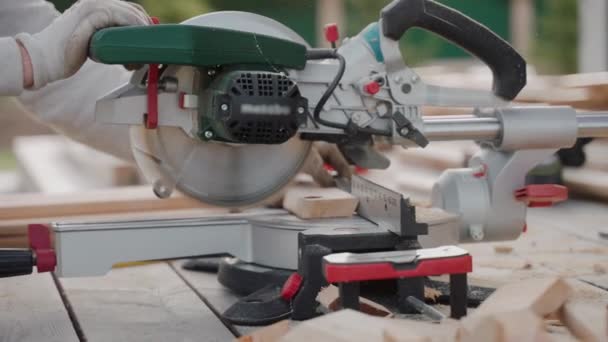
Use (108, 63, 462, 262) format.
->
(130, 12, 312, 207)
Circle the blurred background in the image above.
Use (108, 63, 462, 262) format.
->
(1, 0, 607, 198)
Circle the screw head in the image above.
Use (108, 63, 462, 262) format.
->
(393, 76, 403, 84)
(153, 180, 172, 199)
(400, 127, 409, 136)
(411, 75, 420, 83)
(204, 131, 214, 139)
(220, 104, 229, 111)
(469, 224, 485, 241)
(352, 113, 362, 123)
(297, 107, 305, 114)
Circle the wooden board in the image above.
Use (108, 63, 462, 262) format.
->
(0, 186, 212, 221)
(57, 262, 234, 342)
(282, 186, 358, 219)
(563, 167, 608, 201)
(170, 260, 256, 336)
(0, 273, 79, 342)
(13, 135, 138, 193)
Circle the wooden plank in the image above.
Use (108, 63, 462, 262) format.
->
(58, 262, 234, 342)
(461, 309, 550, 342)
(0, 273, 79, 342)
(0, 186, 212, 221)
(170, 260, 255, 336)
(236, 321, 290, 342)
(563, 167, 608, 201)
(473, 277, 573, 317)
(280, 309, 459, 342)
(529, 199, 608, 243)
(13, 135, 139, 193)
(63, 139, 139, 187)
(282, 186, 358, 219)
(560, 299, 607, 342)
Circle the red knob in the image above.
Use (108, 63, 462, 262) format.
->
(281, 273, 303, 300)
(324, 23, 339, 44)
(364, 81, 381, 95)
(514, 184, 568, 208)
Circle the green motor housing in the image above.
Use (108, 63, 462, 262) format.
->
(199, 70, 308, 144)
(90, 24, 307, 70)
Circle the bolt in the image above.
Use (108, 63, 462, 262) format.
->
(411, 75, 420, 83)
(159, 77, 178, 92)
(153, 180, 172, 199)
(400, 127, 409, 136)
(352, 113, 362, 123)
(469, 224, 485, 241)
(297, 107, 305, 114)
(204, 131, 214, 139)
(220, 104, 229, 111)
(401, 83, 412, 94)
(393, 76, 403, 84)
(376, 103, 389, 116)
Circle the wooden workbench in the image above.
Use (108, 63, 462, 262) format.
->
(0, 199, 606, 342)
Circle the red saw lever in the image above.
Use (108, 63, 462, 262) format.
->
(145, 17, 161, 129)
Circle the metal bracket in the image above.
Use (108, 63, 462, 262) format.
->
(351, 175, 428, 237)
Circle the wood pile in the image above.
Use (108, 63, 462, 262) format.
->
(239, 277, 607, 342)
(13, 135, 140, 193)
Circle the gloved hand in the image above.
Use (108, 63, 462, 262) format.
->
(302, 142, 353, 187)
(16, 0, 150, 90)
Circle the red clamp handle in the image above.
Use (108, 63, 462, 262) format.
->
(280, 273, 303, 301)
(28, 224, 56, 273)
(323, 255, 472, 283)
(515, 184, 568, 208)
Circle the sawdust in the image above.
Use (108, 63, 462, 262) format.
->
(493, 245, 514, 254)
(522, 262, 533, 270)
(592, 263, 607, 274)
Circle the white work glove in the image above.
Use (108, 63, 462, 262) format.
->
(15, 0, 150, 90)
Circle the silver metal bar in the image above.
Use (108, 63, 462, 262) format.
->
(577, 113, 608, 137)
(405, 296, 446, 321)
(422, 112, 608, 141)
(422, 116, 501, 141)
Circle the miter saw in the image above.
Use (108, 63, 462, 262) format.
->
(4, 0, 608, 325)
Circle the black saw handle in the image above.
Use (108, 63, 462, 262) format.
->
(0, 249, 34, 278)
(381, 0, 526, 100)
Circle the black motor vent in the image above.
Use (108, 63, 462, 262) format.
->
(208, 70, 308, 145)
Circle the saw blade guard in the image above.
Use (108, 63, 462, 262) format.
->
(128, 12, 313, 207)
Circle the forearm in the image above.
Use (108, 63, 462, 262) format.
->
(0, 0, 57, 95)
(18, 40, 34, 89)
(19, 62, 135, 161)
(0, 0, 149, 161)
